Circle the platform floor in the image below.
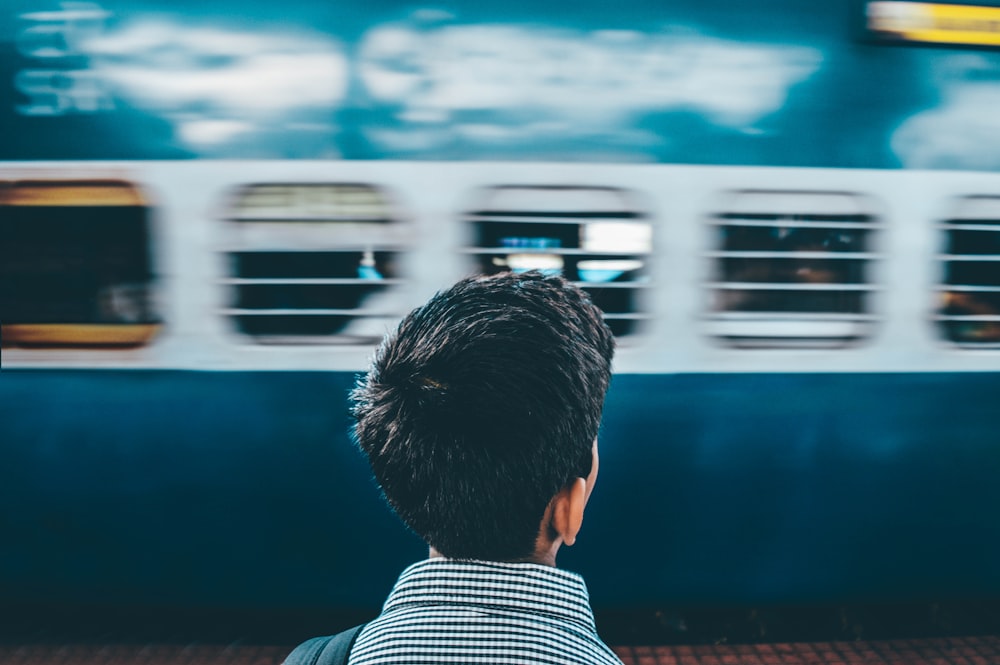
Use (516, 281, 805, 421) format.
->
(2, 636, 998, 665)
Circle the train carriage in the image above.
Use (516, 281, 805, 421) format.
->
(2, 0, 1000, 620)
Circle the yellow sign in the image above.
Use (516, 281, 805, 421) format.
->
(868, 1, 1000, 47)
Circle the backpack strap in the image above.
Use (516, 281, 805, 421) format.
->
(283, 623, 367, 665)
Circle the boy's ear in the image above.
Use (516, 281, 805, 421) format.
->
(551, 477, 588, 547)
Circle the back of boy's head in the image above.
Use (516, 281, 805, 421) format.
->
(351, 271, 615, 561)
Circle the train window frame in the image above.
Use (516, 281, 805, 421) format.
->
(704, 190, 882, 349)
(0, 179, 160, 349)
(219, 182, 408, 346)
(460, 185, 654, 340)
(935, 195, 1000, 348)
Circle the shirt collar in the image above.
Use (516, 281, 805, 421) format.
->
(383, 558, 598, 631)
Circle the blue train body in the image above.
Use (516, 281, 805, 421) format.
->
(3, 370, 999, 610)
(3, 0, 1000, 619)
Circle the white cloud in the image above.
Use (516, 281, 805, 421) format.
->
(97, 51, 345, 114)
(81, 21, 347, 152)
(364, 127, 450, 152)
(72, 16, 822, 156)
(178, 119, 253, 146)
(358, 22, 822, 137)
(455, 123, 520, 142)
(892, 59, 1000, 170)
(360, 26, 427, 102)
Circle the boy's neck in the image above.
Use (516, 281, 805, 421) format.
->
(427, 546, 559, 567)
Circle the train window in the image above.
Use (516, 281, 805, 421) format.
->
(705, 191, 880, 348)
(462, 186, 652, 337)
(937, 196, 1000, 347)
(221, 183, 406, 344)
(0, 180, 159, 348)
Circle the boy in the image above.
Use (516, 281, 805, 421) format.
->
(317, 271, 620, 664)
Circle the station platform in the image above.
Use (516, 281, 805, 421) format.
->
(3, 603, 998, 665)
(2, 636, 999, 664)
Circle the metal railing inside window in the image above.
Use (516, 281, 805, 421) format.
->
(936, 196, 1000, 347)
(462, 186, 652, 337)
(221, 183, 406, 344)
(0, 180, 159, 348)
(706, 191, 880, 348)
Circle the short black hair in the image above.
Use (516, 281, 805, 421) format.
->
(351, 271, 615, 561)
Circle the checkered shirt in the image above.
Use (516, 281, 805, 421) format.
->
(348, 558, 623, 664)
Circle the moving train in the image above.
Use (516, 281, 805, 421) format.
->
(2, 0, 1000, 623)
